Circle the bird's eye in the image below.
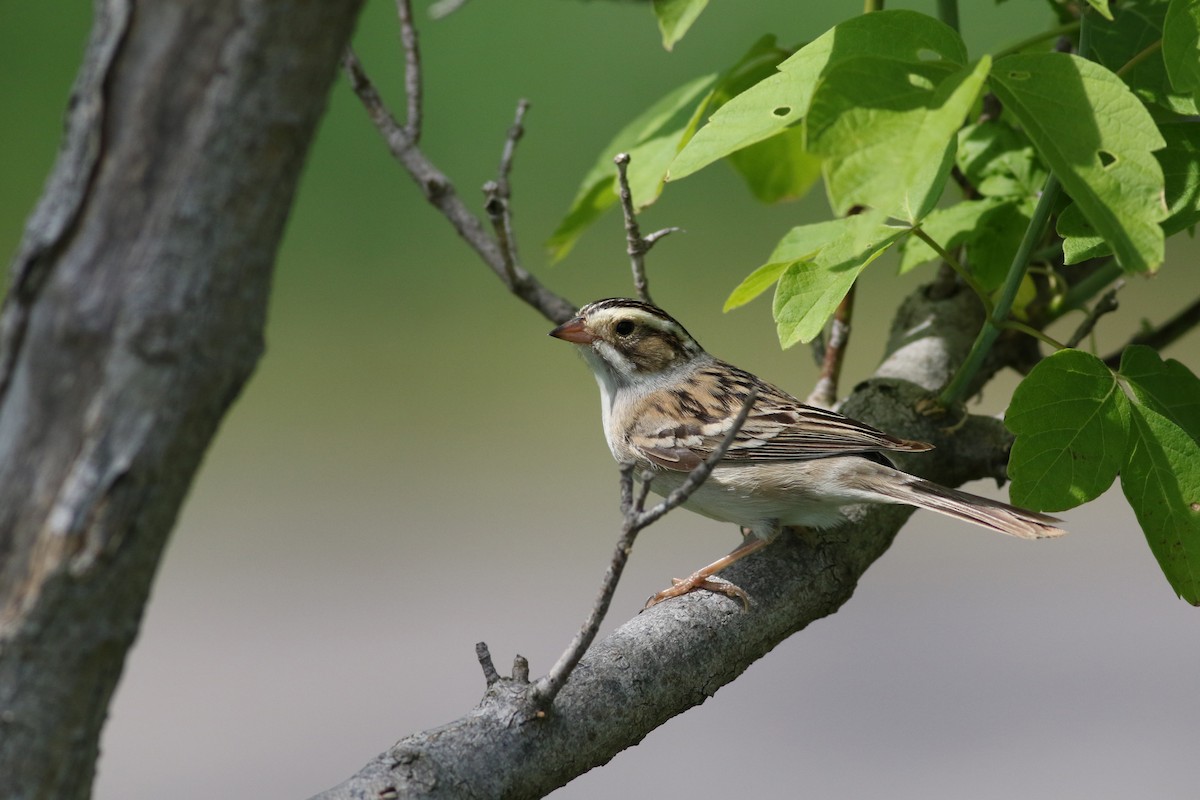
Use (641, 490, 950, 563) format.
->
(614, 319, 635, 337)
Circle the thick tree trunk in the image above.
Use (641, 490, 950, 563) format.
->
(0, 1, 363, 797)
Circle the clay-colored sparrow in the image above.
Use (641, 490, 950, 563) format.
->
(550, 298, 1063, 607)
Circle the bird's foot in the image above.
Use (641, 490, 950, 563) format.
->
(645, 574, 750, 610)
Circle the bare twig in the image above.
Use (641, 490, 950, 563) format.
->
(396, 0, 422, 141)
(342, 38, 575, 324)
(530, 389, 759, 711)
(807, 287, 854, 408)
(1067, 282, 1122, 349)
(1102, 296, 1200, 368)
(483, 100, 530, 289)
(613, 153, 680, 304)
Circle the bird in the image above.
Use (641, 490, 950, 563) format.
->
(549, 297, 1064, 608)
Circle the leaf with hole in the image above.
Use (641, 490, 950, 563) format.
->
(1006, 349, 1130, 511)
(992, 53, 1167, 273)
(1059, 120, 1200, 264)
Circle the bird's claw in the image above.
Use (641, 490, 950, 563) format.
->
(644, 574, 750, 610)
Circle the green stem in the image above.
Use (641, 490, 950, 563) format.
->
(992, 21, 1080, 61)
(863, 0, 883, 13)
(937, 0, 959, 31)
(910, 226, 991, 311)
(939, 175, 1061, 406)
(1050, 257, 1121, 319)
(999, 320, 1068, 351)
(938, 13, 1095, 406)
(1116, 39, 1163, 77)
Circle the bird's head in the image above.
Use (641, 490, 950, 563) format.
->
(549, 298, 704, 384)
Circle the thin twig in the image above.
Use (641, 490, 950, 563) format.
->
(483, 100, 531, 289)
(495, 99, 528, 195)
(1067, 282, 1122, 348)
(631, 388, 758, 531)
(396, 0, 422, 141)
(806, 287, 854, 408)
(1102, 296, 1200, 368)
(530, 389, 759, 711)
(342, 40, 575, 324)
(613, 153, 680, 304)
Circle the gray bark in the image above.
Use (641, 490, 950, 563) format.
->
(313, 287, 1028, 800)
(0, 1, 364, 797)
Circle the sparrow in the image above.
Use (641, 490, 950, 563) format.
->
(549, 298, 1064, 607)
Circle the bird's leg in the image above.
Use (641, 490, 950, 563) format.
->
(645, 533, 772, 610)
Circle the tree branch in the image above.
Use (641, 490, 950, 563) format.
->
(807, 288, 854, 408)
(341, 17, 575, 325)
(1102, 295, 1200, 368)
(313, 331, 1026, 800)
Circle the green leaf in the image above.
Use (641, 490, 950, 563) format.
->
(652, 0, 709, 51)
(1007, 349, 1130, 511)
(727, 126, 822, 203)
(1059, 120, 1200, 264)
(956, 121, 1048, 198)
(669, 10, 967, 181)
(1091, 0, 1198, 115)
(548, 37, 791, 261)
(1121, 402, 1200, 604)
(546, 74, 719, 262)
(1094, 0, 1195, 115)
(770, 214, 905, 347)
(809, 55, 991, 221)
(1158, 119, 1200, 233)
(1164, 0, 1200, 105)
(1118, 345, 1200, 444)
(724, 261, 793, 312)
(992, 53, 1167, 273)
(1083, 0, 1115, 21)
(1057, 203, 1108, 264)
(969, 199, 1035, 290)
(725, 218, 853, 311)
(898, 197, 1029, 289)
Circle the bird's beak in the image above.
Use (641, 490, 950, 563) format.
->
(549, 316, 596, 344)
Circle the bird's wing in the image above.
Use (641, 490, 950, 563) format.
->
(627, 362, 932, 472)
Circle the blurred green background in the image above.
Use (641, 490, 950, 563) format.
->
(3, 1, 1198, 798)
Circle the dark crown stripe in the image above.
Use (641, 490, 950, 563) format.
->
(580, 298, 699, 345)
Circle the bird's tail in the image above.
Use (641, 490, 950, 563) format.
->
(876, 473, 1065, 540)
